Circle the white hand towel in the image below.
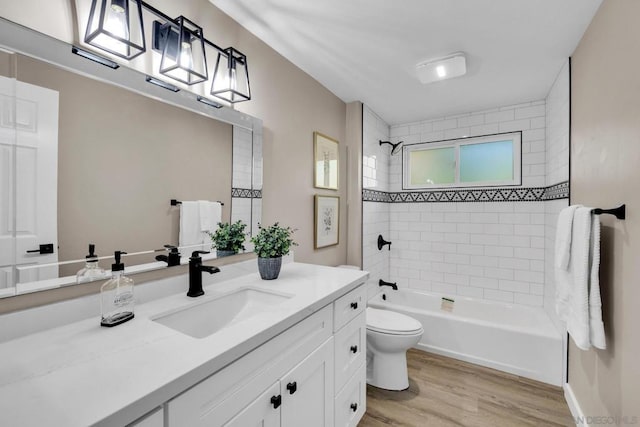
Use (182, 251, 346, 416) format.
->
(555, 205, 581, 319)
(588, 213, 606, 349)
(566, 207, 593, 350)
(179, 201, 202, 249)
(199, 200, 221, 233)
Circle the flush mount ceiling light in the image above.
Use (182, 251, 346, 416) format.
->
(80, 0, 252, 103)
(85, 0, 146, 60)
(211, 47, 251, 103)
(154, 17, 208, 85)
(416, 52, 466, 84)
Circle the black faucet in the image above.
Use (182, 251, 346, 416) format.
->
(156, 245, 181, 267)
(379, 279, 398, 291)
(188, 250, 220, 297)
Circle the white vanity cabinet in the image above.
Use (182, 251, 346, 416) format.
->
(166, 283, 366, 427)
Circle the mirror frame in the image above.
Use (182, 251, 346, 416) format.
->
(0, 17, 263, 296)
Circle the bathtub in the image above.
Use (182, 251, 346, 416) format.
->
(368, 289, 563, 386)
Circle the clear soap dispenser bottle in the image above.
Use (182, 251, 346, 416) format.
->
(76, 244, 106, 284)
(100, 251, 135, 327)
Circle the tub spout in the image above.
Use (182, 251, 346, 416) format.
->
(379, 279, 398, 290)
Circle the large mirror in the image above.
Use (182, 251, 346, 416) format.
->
(0, 17, 263, 298)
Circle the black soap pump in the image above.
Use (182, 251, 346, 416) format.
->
(76, 243, 107, 284)
(100, 251, 135, 327)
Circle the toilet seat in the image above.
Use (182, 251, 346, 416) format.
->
(366, 307, 423, 335)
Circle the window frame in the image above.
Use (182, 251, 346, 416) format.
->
(402, 131, 522, 190)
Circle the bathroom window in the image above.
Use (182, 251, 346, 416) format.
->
(403, 132, 522, 189)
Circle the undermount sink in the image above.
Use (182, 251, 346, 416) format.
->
(152, 287, 292, 338)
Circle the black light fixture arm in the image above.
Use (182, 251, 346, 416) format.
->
(139, 0, 226, 54)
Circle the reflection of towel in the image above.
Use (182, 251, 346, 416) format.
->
(556, 207, 606, 350)
(179, 201, 221, 252)
(199, 201, 221, 233)
(179, 201, 201, 249)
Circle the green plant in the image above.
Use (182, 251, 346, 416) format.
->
(250, 223, 297, 258)
(208, 220, 247, 253)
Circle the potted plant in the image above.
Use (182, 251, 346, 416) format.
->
(250, 223, 297, 280)
(208, 220, 247, 258)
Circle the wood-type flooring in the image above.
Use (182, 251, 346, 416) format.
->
(359, 349, 573, 427)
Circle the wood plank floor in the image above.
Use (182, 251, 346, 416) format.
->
(359, 349, 573, 427)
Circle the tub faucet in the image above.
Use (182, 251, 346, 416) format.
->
(156, 245, 181, 267)
(379, 279, 398, 290)
(188, 250, 220, 297)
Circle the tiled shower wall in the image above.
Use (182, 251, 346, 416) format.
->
(363, 78, 570, 308)
(544, 60, 570, 329)
(362, 106, 391, 299)
(386, 101, 548, 306)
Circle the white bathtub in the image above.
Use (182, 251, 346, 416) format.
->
(368, 289, 563, 386)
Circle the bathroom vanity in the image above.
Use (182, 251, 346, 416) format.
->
(0, 263, 368, 427)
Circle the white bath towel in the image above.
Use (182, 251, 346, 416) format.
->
(555, 205, 581, 270)
(588, 214, 606, 349)
(555, 205, 582, 319)
(179, 201, 201, 250)
(199, 200, 222, 233)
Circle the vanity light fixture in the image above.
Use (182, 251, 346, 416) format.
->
(155, 17, 208, 85)
(379, 140, 403, 156)
(72, 46, 120, 69)
(211, 47, 251, 103)
(416, 52, 466, 84)
(197, 96, 223, 109)
(85, 0, 146, 60)
(145, 75, 180, 92)
(82, 0, 252, 103)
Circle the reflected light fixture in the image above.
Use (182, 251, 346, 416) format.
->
(379, 140, 403, 156)
(211, 47, 251, 103)
(85, 0, 146, 60)
(155, 17, 208, 85)
(416, 52, 466, 84)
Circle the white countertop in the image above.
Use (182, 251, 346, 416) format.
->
(0, 263, 368, 426)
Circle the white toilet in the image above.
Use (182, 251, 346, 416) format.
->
(366, 307, 423, 391)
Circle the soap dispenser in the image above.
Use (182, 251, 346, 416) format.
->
(100, 251, 135, 327)
(76, 244, 106, 284)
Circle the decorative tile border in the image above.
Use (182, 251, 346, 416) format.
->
(232, 187, 262, 199)
(363, 181, 568, 203)
(542, 181, 569, 201)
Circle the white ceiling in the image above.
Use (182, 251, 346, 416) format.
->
(210, 0, 602, 125)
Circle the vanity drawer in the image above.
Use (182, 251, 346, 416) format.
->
(334, 311, 366, 394)
(334, 362, 366, 427)
(333, 284, 365, 332)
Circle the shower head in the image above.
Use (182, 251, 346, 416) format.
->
(379, 140, 403, 155)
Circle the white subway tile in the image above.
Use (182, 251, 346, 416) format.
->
(515, 104, 546, 120)
(484, 267, 514, 280)
(484, 289, 514, 303)
(444, 233, 470, 244)
(485, 110, 514, 124)
(514, 247, 545, 260)
(470, 276, 499, 289)
(445, 273, 470, 286)
(457, 264, 484, 277)
(432, 262, 457, 274)
(432, 118, 458, 131)
(470, 255, 499, 267)
(470, 234, 499, 245)
(445, 253, 470, 265)
(499, 119, 531, 133)
(484, 246, 514, 258)
(514, 270, 544, 284)
(499, 280, 530, 293)
(499, 258, 530, 270)
(456, 286, 484, 298)
(469, 123, 500, 136)
(432, 282, 457, 295)
(457, 114, 485, 127)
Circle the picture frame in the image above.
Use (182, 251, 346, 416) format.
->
(313, 132, 339, 190)
(314, 195, 340, 248)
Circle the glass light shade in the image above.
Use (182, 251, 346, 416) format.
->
(159, 16, 208, 85)
(211, 47, 251, 103)
(85, 0, 145, 60)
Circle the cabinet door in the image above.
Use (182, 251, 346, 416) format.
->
(281, 338, 334, 427)
(225, 381, 281, 427)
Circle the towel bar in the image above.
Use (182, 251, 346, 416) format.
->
(593, 204, 625, 220)
(171, 199, 224, 206)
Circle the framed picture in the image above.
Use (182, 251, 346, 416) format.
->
(314, 195, 340, 248)
(314, 132, 339, 190)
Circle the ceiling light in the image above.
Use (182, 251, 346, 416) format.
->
(85, 0, 146, 60)
(416, 53, 466, 84)
(156, 17, 208, 85)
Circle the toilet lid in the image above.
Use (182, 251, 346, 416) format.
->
(366, 307, 423, 335)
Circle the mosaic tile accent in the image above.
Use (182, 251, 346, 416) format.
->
(542, 181, 569, 200)
(232, 187, 262, 199)
(363, 181, 568, 203)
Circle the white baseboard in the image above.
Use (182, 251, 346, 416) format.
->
(563, 383, 584, 426)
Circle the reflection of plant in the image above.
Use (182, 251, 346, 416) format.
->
(208, 221, 247, 253)
(251, 223, 297, 258)
(323, 208, 333, 233)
